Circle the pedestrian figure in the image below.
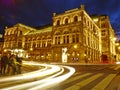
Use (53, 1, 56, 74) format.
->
(8, 55, 17, 75)
(16, 56, 22, 74)
(7, 55, 12, 75)
(1, 54, 9, 75)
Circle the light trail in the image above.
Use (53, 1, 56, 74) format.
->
(0, 61, 75, 90)
(1, 67, 65, 90)
(28, 66, 75, 90)
(0, 61, 60, 82)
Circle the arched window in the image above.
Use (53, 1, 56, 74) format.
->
(47, 36, 51, 47)
(18, 39, 22, 48)
(74, 16, 78, 22)
(67, 35, 69, 44)
(19, 31, 22, 35)
(72, 35, 75, 43)
(55, 37, 57, 44)
(84, 17, 86, 24)
(58, 37, 60, 44)
(33, 42, 36, 48)
(65, 18, 68, 24)
(56, 20, 60, 25)
(54, 36, 61, 45)
(42, 36, 46, 47)
(47, 40, 51, 47)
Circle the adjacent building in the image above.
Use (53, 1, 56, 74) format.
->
(3, 5, 116, 63)
(91, 15, 116, 62)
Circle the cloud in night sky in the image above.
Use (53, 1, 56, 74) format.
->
(0, 0, 120, 34)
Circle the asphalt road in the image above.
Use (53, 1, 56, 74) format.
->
(1, 62, 120, 90)
(50, 64, 120, 90)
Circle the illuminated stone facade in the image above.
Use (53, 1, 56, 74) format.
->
(3, 5, 116, 63)
(92, 15, 116, 62)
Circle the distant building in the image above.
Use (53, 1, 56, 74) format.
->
(3, 5, 116, 63)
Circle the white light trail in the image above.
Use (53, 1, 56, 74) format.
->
(2, 67, 65, 90)
(0, 61, 60, 82)
(0, 61, 75, 90)
(28, 66, 75, 90)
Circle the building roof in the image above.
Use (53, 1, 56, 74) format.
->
(27, 25, 52, 35)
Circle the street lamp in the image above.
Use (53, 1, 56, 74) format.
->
(116, 43, 119, 46)
(30, 47, 33, 60)
(118, 46, 120, 50)
(73, 45, 79, 61)
(30, 47, 33, 51)
(74, 45, 77, 49)
(3, 49, 7, 53)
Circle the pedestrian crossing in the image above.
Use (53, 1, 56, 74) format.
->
(56, 73, 117, 90)
(92, 74, 116, 90)
(48, 65, 120, 90)
(65, 73, 103, 90)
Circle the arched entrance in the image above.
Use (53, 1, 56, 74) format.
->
(101, 54, 108, 63)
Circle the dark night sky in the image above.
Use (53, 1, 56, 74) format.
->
(0, 0, 120, 34)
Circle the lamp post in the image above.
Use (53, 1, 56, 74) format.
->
(84, 53, 87, 63)
(74, 45, 77, 49)
(73, 44, 79, 61)
(30, 47, 33, 60)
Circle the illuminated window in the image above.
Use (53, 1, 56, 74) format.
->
(74, 16, 78, 22)
(47, 40, 51, 47)
(72, 35, 75, 43)
(58, 37, 60, 44)
(76, 34, 79, 42)
(18, 42, 22, 48)
(84, 17, 86, 24)
(55, 37, 57, 44)
(63, 36, 66, 43)
(67, 35, 69, 43)
(63, 35, 69, 44)
(43, 42, 46, 47)
(19, 31, 22, 35)
(56, 20, 60, 25)
(37, 42, 40, 48)
(102, 30, 106, 36)
(65, 18, 68, 24)
(24, 42, 29, 49)
(33, 42, 36, 48)
(18, 39, 22, 48)
(54, 36, 61, 45)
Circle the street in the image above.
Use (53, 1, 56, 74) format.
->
(0, 61, 120, 90)
(57, 64, 120, 90)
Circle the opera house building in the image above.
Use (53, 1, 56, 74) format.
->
(3, 5, 116, 63)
